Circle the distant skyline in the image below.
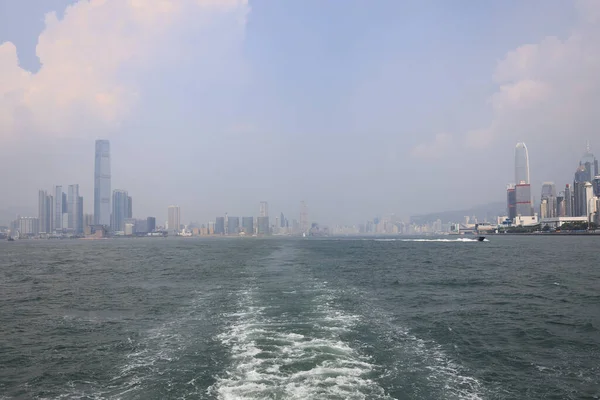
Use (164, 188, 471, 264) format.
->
(1, 0, 600, 225)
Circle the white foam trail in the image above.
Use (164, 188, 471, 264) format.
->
(211, 287, 392, 400)
(371, 238, 486, 242)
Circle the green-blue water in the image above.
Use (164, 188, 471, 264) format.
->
(1, 236, 599, 399)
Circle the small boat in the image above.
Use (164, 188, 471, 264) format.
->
(477, 236, 485, 242)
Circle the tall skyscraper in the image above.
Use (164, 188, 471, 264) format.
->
(111, 190, 129, 232)
(54, 186, 64, 231)
(257, 216, 269, 235)
(227, 217, 240, 235)
(215, 216, 225, 235)
(260, 201, 269, 217)
(38, 190, 53, 234)
(564, 184, 573, 217)
(68, 184, 81, 233)
(94, 140, 111, 226)
(168, 205, 181, 233)
(242, 216, 254, 235)
(300, 200, 309, 233)
(506, 185, 516, 221)
(515, 142, 530, 185)
(580, 141, 597, 183)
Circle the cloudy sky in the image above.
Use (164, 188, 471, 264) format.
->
(1, 0, 599, 225)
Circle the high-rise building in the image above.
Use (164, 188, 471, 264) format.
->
(167, 205, 181, 233)
(257, 216, 269, 235)
(580, 142, 597, 183)
(506, 185, 516, 221)
(242, 217, 254, 235)
(94, 140, 111, 226)
(215, 217, 225, 234)
(38, 190, 53, 234)
(515, 142, 530, 185)
(556, 193, 566, 217)
(111, 190, 130, 232)
(54, 186, 64, 231)
(564, 184, 573, 217)
(227, 217, 240, 235)
(584, 182, 594, 219)
(593, 176, 600, 197)
(260, 201, 269, 217)
(16, 217, 39, 236)
(67, 184, 81, 233)
(300, 201, 309, 233)
(515, 183, 533, 216)
(280, 212, 285, 228)
(540, 182, 557, 218)
(147, 217, 156, 233)
(127, 196, 133, 219)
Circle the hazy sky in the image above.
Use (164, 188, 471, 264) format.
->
(1, 0, 599, 225)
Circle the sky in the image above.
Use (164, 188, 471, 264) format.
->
(0, 0, 599, 226)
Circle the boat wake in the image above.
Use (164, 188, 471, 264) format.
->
(211, 286, 392, 400)
(372, 238, 487, 242)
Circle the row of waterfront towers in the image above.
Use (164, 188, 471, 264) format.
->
(507, 142, 600, 222)
(35, 140, 132, 235)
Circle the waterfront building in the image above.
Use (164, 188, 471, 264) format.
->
(227, 216, 240, 235)
(38, 190, 53, 234)
(167, 205, 181, 234)
(242, 217, 254, 234)
(111, 190, 130, 232)
(215, 217, 225, 235)
(94, 140, 111, 226)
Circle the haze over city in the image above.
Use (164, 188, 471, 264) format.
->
(1, 0, 600, 225)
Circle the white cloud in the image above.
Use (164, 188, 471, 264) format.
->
(410, 132, 453, 160)
(412, 1, 600, 155)
(0, 0, 248, 141)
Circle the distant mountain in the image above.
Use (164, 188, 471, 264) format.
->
(410, 202, 506, 225)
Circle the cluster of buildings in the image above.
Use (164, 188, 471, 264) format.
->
(6, 140, 315, 239)
(506, 142, 600, 229)
(167, 200, 313, 237)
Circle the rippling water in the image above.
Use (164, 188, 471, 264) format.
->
(1, 236, 599, 399)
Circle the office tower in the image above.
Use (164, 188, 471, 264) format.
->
(215, 217, 225, 235)
(506, 185, 516, 221)
(584, 182, 594, 219)
(54, 186, 64, 231)
(540, 182, 557, 218)
(94, 139, 111, 226)
(257, 216, 269, 235)
(515, 183, 533, 216)
(77, 196, 83, 234)
(556, 193, 565, 217)
(167, 205, 181, 233)
(260, 201, 269, 217)
(573, 164, 590, 217)
(38, 190, 53, 234)
(592, 176, 600, 197)
(580, 142, 597, 183)
(300, 200, 309, 233)
(111, 190, 129, 232)
(515, 142, 530, 185)
(242, 217, 254, 235)
(147, 217, 156, 233)
(67, 184, 80, 232)
(127, 196, 132, 218)
(280, 212, 285, 228)
(227, 217, 240, 235)
(564, 184, 573, 217)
